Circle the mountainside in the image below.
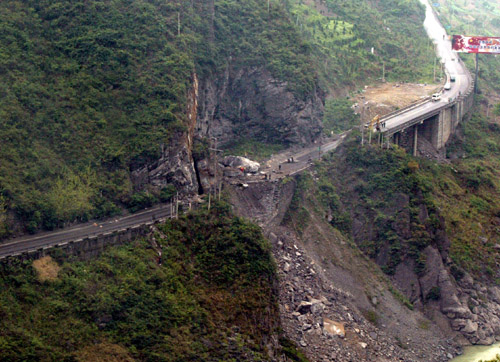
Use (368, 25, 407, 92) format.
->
(0, 0, 323, 237)
(5, 0, 500, 360)
(0, 204, 284, 361)
(0, 0, 439, 237)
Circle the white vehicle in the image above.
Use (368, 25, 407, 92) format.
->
(444, 82, 451, 90)
(432, 93, 441, 102)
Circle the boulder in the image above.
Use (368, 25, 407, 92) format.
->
(488, 286, 500, 304)
(323, 318, 345, 338)
(310, 298, 326, 315)
(461, 320, 478, 334)
(297, 301, 312, 314)
(222, 156, 260, 173)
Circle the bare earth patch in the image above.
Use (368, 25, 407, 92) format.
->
(353, 82, 441, 123)
(32, 256, 60, 282)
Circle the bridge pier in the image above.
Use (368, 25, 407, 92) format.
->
(413, 125, 418, 157)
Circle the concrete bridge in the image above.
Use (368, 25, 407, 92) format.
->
(375, 60, 474, 156)
(373, 1, 475, 156)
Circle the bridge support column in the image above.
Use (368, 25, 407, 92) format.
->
(413, 125, 418, 157)
(394, 132, 400, 146)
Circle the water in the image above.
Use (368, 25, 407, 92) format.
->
(450, 343, 500, 362)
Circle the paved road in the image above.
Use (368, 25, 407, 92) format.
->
(0, 204, 172, 258)
(380, 0, 472, 134)
(1, 135, 346, 259)
(241, 135, 347, 182)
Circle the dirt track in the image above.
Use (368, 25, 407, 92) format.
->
(354, 82, 442, 123)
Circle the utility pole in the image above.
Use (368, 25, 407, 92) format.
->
(382, 62, 385, 82)
(433, 56, 437, 82)
(176, 192, 179, 219)
(474, 53, 479, 94)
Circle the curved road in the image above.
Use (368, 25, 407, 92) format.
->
(0, 204, 172, 259)
(380, 0, 472, 134)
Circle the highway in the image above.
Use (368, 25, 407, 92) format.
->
(379, 0, 472, 135)
(0, 204, 172, 259)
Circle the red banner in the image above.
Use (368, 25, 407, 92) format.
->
(452, 35, 500, 54)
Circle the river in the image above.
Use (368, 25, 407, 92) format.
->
(449, 342, 500, 362)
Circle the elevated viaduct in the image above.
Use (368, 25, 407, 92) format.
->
(373, 0, 475, 156)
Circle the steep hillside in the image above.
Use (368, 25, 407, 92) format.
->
(0, 204, 285, 361)
(307, 125, 500, 345)
(0, 0, 322, 237)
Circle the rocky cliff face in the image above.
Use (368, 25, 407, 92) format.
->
(197, 65, 324, 147)
(315, 141, 500, 347)
(346, 168, 500, 346)
(131, 74, 200, 195)
(131, 64, 325, 197)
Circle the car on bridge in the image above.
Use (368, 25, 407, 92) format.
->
(432, 93, 441, 101)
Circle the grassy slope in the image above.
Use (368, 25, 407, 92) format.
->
(0, 204, 279, 361)
(284, 0, 437, 89)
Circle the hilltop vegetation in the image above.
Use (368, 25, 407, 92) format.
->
(0, 204, 281, 361)
(284, 0, 436, 89)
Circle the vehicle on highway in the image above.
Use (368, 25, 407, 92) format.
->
(450, 75, 456, 82)
(444, 82, 451, 90)
(432, 93, 441, 101)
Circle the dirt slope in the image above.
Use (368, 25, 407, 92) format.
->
(228, 177, 461, 362)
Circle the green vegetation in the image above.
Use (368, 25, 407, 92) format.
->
(283, 174, 312, 235)
(0, 0, 195, 234)
(283, 0, 436, 88)
(314, 139, 443, 276)
(223, 139, 286, 162)
(481, 355, 500, 362)
(323, 98, 359, 134)
(0, 203, 279, 361)
(362, 309, 380, 325)
(279, 337, 311, 362)
(315, 106, 500, 280)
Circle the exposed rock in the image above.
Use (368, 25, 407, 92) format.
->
(197, 67, 323, 147)
(488, 286, 500, 304)
(323, 318, 345, 338)
(297, 301, 313, 314)
(310, 299, 326, 315)
(461, 320, 478, 334)
(222, 156, 260, 173)
(132, 75, 199, 194)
